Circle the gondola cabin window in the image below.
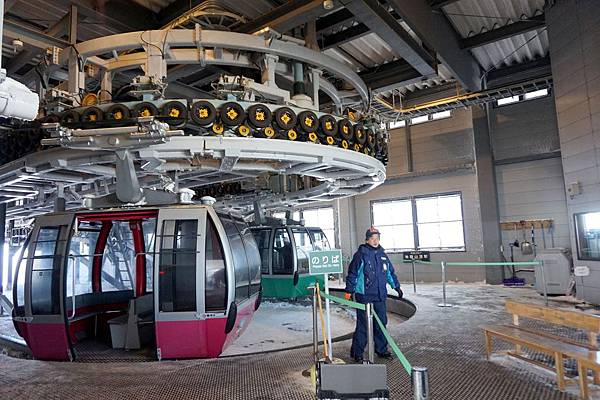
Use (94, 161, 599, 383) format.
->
(272, 228, 293, 275)
(205, 217, 227, 311)
(292, 228, 312, 273)
(159, 219, 198, 312)
(31, 227, 62, 314)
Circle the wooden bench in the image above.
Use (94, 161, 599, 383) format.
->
(483, 299, 600, 399)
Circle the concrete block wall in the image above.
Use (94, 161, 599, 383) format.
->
(547, 0, 600, 303)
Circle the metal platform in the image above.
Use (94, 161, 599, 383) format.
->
(0, 136, 385, 219)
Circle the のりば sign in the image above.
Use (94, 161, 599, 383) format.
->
(308, 249, 344, 275)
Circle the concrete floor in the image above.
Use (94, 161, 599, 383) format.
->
(0, 284, 593, 399)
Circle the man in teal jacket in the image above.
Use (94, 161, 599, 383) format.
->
(344, 227, 402, 362)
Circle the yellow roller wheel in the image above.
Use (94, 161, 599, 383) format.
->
(212, 123, 224, 135)
(353, 143, 361, 152)
(237, 125, 251, 137)
(287, 129, 298, 141)
(308, 132, 318, 143)
(114, 111, 124, 120)
(326, 136, 335, 145)
(341, 139, 349, 149)
(264, 126, 276, 138)
(168, 108, 181, 118)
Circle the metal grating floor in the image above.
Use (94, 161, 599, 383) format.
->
(0, 284, 588, 399)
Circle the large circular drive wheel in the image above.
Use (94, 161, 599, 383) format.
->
(319, 115, 337, 138)
(161, 101, 188, 127)
(247, 104, 272, 129)
(81, 106, 104, 122)
(190, 101, 217, 126)
(220, 102, 245, 126)
(106, 103, 130, 120)
(274, 107, 297, 130)
(132, 102, 159, 118)
(298, 110, 318, 133)
(61, 109, 80, 124)
(338, 118, 353, 140)
(354, 123, 367, 145)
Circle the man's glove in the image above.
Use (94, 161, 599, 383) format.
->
(396, 287, 403, 299)
(344, 292, 352, 301)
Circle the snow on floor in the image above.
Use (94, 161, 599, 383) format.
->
(221, 300, 355, 356)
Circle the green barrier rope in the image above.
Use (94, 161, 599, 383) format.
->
(319, 290, 412, 375)
(445, 261, 541, 266)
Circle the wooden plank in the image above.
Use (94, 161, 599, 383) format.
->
(556, 352, 565, 391)
(506, 300, 600, 332)
(500, 219, 554, 230)
(579, 363, 590, 400)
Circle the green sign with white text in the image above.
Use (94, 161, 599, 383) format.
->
(309, 249, 343, 275)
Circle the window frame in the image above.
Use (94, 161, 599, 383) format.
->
(370, 191, 467, 254)
(574, 211, 600, 261)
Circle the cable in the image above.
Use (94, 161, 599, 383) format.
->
(140, 30, 165, 57)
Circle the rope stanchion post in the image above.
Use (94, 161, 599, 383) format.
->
(539, 260, 549, 306)
(411, 260, 417, 294)
(437, 261, 453, 308)
(366, 303, 375, 363)
(312, 286, 319, 363)
(412, 366, 429, 400)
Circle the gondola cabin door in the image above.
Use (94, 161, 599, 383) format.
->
(154, 207, 211, 359)
(13, 213, 75, 360)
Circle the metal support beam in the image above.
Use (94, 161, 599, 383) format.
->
(360, 59, 423, 92)
(236, 0, 327, 34)
(430, 0, 461, 9)
(387, 0, 482, 91)
(486, 55, 551, 88)
(67, 5, 83, 95)
(3, 19, 71, 49)
(316, 8, 355, 33)
(461, 14, 545, 50)
(0, 203, 5, 307)
(321, 23, 370, 50)
(344, 0, 436, 77)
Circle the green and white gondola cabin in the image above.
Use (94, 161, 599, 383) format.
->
(250, 225, 330, 299)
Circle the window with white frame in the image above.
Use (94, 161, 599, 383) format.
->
(302, 207, 335, 246)
(371, 199, 415, 251)
(371, 193, 465, 252)
(271, 207, 336, 246)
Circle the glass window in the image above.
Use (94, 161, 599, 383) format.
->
(302, 207, 335, 247)
(497, 95, 520, 106)
(66, 225, 99, 297)
(221, 216, 250, 302)
(389, 120, 405, 129)
(524, 88, 548, 100)
(159, 220, 198, 312)
(432, 111, 451, 120)
(416, 194, 465, 251)
(575, 212, 600, 260)
(411, 115, 428, 125)
(372, 200, 415, 251)
(240, 225, 261, 296)
(143, 219, 156, 293)
(251, 229, 272, 274)
(272, 228, 294, 275)
(272, 211, 301, 221)
(205, 217, 227, 311)
(101, 221, 135, 292)
(13, 239, 29, 317)
(31, 227, 62, 315)
(309, 229, 331, 251)
(292, 228, 312, 274)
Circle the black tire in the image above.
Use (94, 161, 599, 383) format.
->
(106, 103, 130, 121)
(190, 100, 217, 126)
(81, 106, 104, 122)
(298, 110, 318, 133)
(338, 118, 353, 140)
(220, 102, 245, 126)
(274, 107, 297, 130)
(319, 115, 337, 138)
(42, 114, 61, 123)
(161, 101, 188, 127)
(354, 123, 367, 145)
(132, 102, 159, 118)
(366, 128, 376, 150)
(247, 104, 272, 129)
(61, 109, 80, 124)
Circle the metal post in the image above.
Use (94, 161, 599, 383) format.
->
(412, 367, 429, 400)
(366, 303, 374, 363)
(7, 220, 14, 290)
(312, 287, 319, 363)
(324, 274, 333, 360)
(539, 260, 548, 306)
(0, 203, 5, 316)
(412, 260, 417, 293)
(437, 261, 453, 307)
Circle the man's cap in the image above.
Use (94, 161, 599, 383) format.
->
(365, 226, 380, 240)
